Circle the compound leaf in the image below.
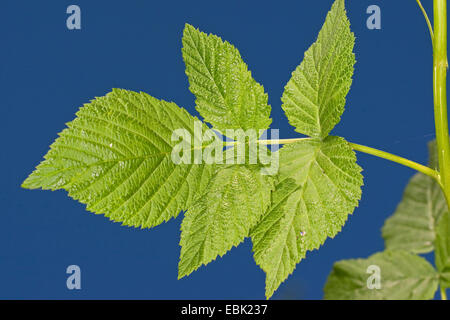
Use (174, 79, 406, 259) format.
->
(179, 165, 274, 278)
(435, 211, 450, 289)
(324, 250, 439, 300)
(251, 136, 363, 298)
(182, 23, 271, 134)
(382, 141, 446, 254)
(281, 0, 355, 138)
(23, 89, 214, 228)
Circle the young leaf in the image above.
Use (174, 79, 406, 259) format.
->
(251, 136, 363, 298)
(324, 250, 439, 300)
(281, 0, 355, 138)
(435, 211, 450, 289)
(179, 165, 274, 278)
(23, 89, 214, 228)
(382, 141, 446, 254)
(182, 23, 271, 133)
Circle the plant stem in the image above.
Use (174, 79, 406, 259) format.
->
(255, 138, 309, 145)
(433, 0, 450, 205)
(417, 0, 434, 44)
(252, 138, 440, 182)
(441, 287, 447, 300)
(349, 143, 441, 182)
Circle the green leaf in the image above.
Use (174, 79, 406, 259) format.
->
(281, 0, 355, 138)
(435, 211, 450, 289)
(23, 89, 214, 228)
(382, 141, 446, 254)
(324, 250, 439, 300)
(182, 23, 271, 133)
(179, 164, 274, 278)
(250, 136, 363, 298)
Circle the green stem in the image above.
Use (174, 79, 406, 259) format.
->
(433, 0, 450, 205)
(441, 287, 447, 300)
(243, 138, 440, 182)
(417, 0, 435, 44)
(349, 143, 441, 183)
(256, 138, 309, 145)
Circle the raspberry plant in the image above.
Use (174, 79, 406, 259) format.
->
(325, 141, 449, 299)
(23, 0, 450, 299)
(324, 0, 450, 300)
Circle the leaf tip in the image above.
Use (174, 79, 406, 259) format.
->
(183, 23, 196, 35)
(21, 172, 38, 190)
(21, 181, 30, 190)
(177, 262, 192, 280)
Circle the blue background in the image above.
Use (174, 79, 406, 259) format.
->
(0, 0, 444, 299)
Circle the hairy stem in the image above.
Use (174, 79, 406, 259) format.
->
(433, 0, 450, 205)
